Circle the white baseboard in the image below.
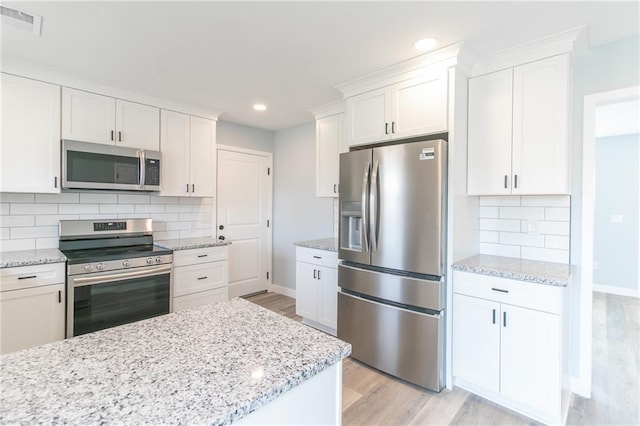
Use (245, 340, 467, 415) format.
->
(593, 283, 639, 298)
(571, 376, 591, 398)
(268, 283, 296, 299)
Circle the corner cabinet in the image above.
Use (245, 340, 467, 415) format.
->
(0, 73, 61, 193)
(344, 64, 448, 147)
(452, 271, 571, 425)
(160, 110, 217, 197)
(295, 247, 338, 335)
(62, 87, 160, 150)
(0, 263, 66, 354)
(467, 54, 570, 195)
(315, 113, 343, 197)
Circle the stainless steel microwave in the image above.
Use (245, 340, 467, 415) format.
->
(62, 140, 161, 191)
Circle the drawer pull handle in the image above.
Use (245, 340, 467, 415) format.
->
(197, 276, 208, 280)
(503, 312, 507, 327)
(18, 275, 37, 280)
(491, 287, 509, 293)
(197, 254, 208, 258)
(492, 309, 496, 324)
(313, 269, 317, 279)
(313, 256, 322, 259)
(58, 290, 62, 303)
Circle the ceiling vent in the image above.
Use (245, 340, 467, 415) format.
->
(1, 5, 42, 36)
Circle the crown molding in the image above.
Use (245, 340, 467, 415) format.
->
(309, 100, 345, 119)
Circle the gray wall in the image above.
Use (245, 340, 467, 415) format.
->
(593, 134, 639, 289)
(569, 35, 640, 379)
(272, 122, 334, 290)
(217, 120, 274, 152)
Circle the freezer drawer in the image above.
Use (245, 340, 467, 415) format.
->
(337, 291, 444, 391)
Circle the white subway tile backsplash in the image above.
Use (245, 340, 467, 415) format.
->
(135, 204, 166, 214)
(166, 222, 191, 231)
(545, 207, 570, 221)
(0, 193, 35, 203)
(0, 228, 9, 240)
(478, 230, 499, 243)
(59, 204, 99, 214)
(100, 204, 135, 214)
(1, 203, 8, 215)
(117, 213, 150, 219)
(479, 242, 521, 258)
(499, 206, 545, 220)
(11, 226, 58, 239)
(36, 237, 59, 249)
(179, 229, 207, 238)
(479, 218, 521, 232)
(535, 221, 570, 236)
(1, 215, 35, 227)
(499, 232, 545, 247)
(179, 212, 200, 221)
(153, 231, 180, 240)
(521, 247, 570, 263)
(79, 214, 118, 220)
(165, 204, 192, 213)
(36, 193, 80, 204)
(153, 222, 166, 232)
(118, 194, 150, 204)
(36, 215, 80, 226)
(150, 213, 180, 222)
(521, 195, 570, 207)
(80, 193, 118, 204)
(0, 238, 35, 251)
(479, 207, 499, 218)
(180, 197, 202, 205)
(545, 235, 570, 250)
(479, 196, 521, 206)
(11, 203, 58, 215)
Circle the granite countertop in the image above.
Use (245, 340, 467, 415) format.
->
(0, 248, 67, 269)
(0, 298, 351, 425)
(154, 237, 231, 251)
(294, 237, 338, 252)
(452, 254, 574, 286)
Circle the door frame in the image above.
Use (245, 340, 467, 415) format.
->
(578, 85, 640, 397)
(217, 144, 273, 293)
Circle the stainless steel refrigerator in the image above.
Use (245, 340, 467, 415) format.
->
(337, 138, 447, 392)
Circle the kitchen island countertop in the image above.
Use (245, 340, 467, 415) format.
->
(0, 298, 351, 425)
(294, 237, 338, 252)
(0, 248, 66, 269)
(452, 254, 574, 286)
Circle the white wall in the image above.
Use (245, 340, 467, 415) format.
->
(217, 120, 274, 152)
(272, 122, 334, 290)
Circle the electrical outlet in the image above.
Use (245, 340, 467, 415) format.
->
(527, 220, 539, 235)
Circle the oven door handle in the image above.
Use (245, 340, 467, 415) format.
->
(72, 265, 172, 287)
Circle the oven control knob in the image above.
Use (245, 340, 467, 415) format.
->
(155, 256, 162, 264)
(122, 260, 130, 268)
(83, 264, 93, 272)
(96, 263, 105, 271)
(146, 257, 154, 265)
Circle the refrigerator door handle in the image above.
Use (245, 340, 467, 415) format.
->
(370, 161, 380, 252)
(361, 162, 370, 252)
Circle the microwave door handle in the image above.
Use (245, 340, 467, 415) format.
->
(370, 161, 379, 253)
(361, 162, 370, 252)
(139, 150, 146, 189)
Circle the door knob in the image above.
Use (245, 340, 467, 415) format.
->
(219, 225, 224, 230)
(218, 235, 226, 241)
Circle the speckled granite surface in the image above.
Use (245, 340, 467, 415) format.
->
(452, 254, 574, 286)
(0, 248, 66, 269)
(0, 298, 351, 425)
(294, 238, 338, 252)
(155, 237, 231, 251)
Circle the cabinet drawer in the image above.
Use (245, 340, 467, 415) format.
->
(453, 271, 561, 314)
(0, 263, 65, 292)
(173, 261, 228, 297)
(173, 287, 228, 312)
(296, 247, 338, 269)
(173, 246, 228, 267)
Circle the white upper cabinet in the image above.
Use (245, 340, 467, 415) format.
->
(0, 73, 61, 193)
(316, 113, 343, 197)
(160, 110, 216, 197)
(344, 63, 448, 148)
(467, 54, 570, 195)
(62, 87, 160, 150)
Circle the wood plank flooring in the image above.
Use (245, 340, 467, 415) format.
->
(246, 291, 639, 425)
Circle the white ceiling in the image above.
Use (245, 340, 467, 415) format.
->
(2, 1, 639, 131)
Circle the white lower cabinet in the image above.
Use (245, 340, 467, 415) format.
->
(172, 246, 229, 311)
(295, 247, 338, 335)
(0, 263, 66, 354)
(452, 270, 570, 425)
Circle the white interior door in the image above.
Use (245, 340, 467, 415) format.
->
(217, 148, 271, 298)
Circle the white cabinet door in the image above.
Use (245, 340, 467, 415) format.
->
(62, 87, 115, 145)
(391, 70, 447, 139)
(500, 303, 561, 417)
(0, 73, 61, 193)
(318, 266, 338, 330)
(316, 114, 342, 197)
(0, 283, 65, 354)
(115, 99, 160, 150)
(512, 54, 569, 195)
(295, 262, 319, 321)
(452, 293, 501, 393)
(467, 69, 514, 195)
(190, 116, 216, 197)
(346, 87, 388, 147)
(160, 110, 191, 197)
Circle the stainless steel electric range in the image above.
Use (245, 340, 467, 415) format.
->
(59, 218, 173, 338)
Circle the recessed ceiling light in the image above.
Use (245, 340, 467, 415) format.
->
(253, 104, 267, 111)
(413, 37, 438, 52)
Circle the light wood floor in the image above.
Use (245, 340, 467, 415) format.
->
(246, 291, 639, 425)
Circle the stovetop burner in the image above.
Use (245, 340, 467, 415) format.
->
(62, 244, 172, 265)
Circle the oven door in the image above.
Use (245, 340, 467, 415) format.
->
(67, 265, 171, 337)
